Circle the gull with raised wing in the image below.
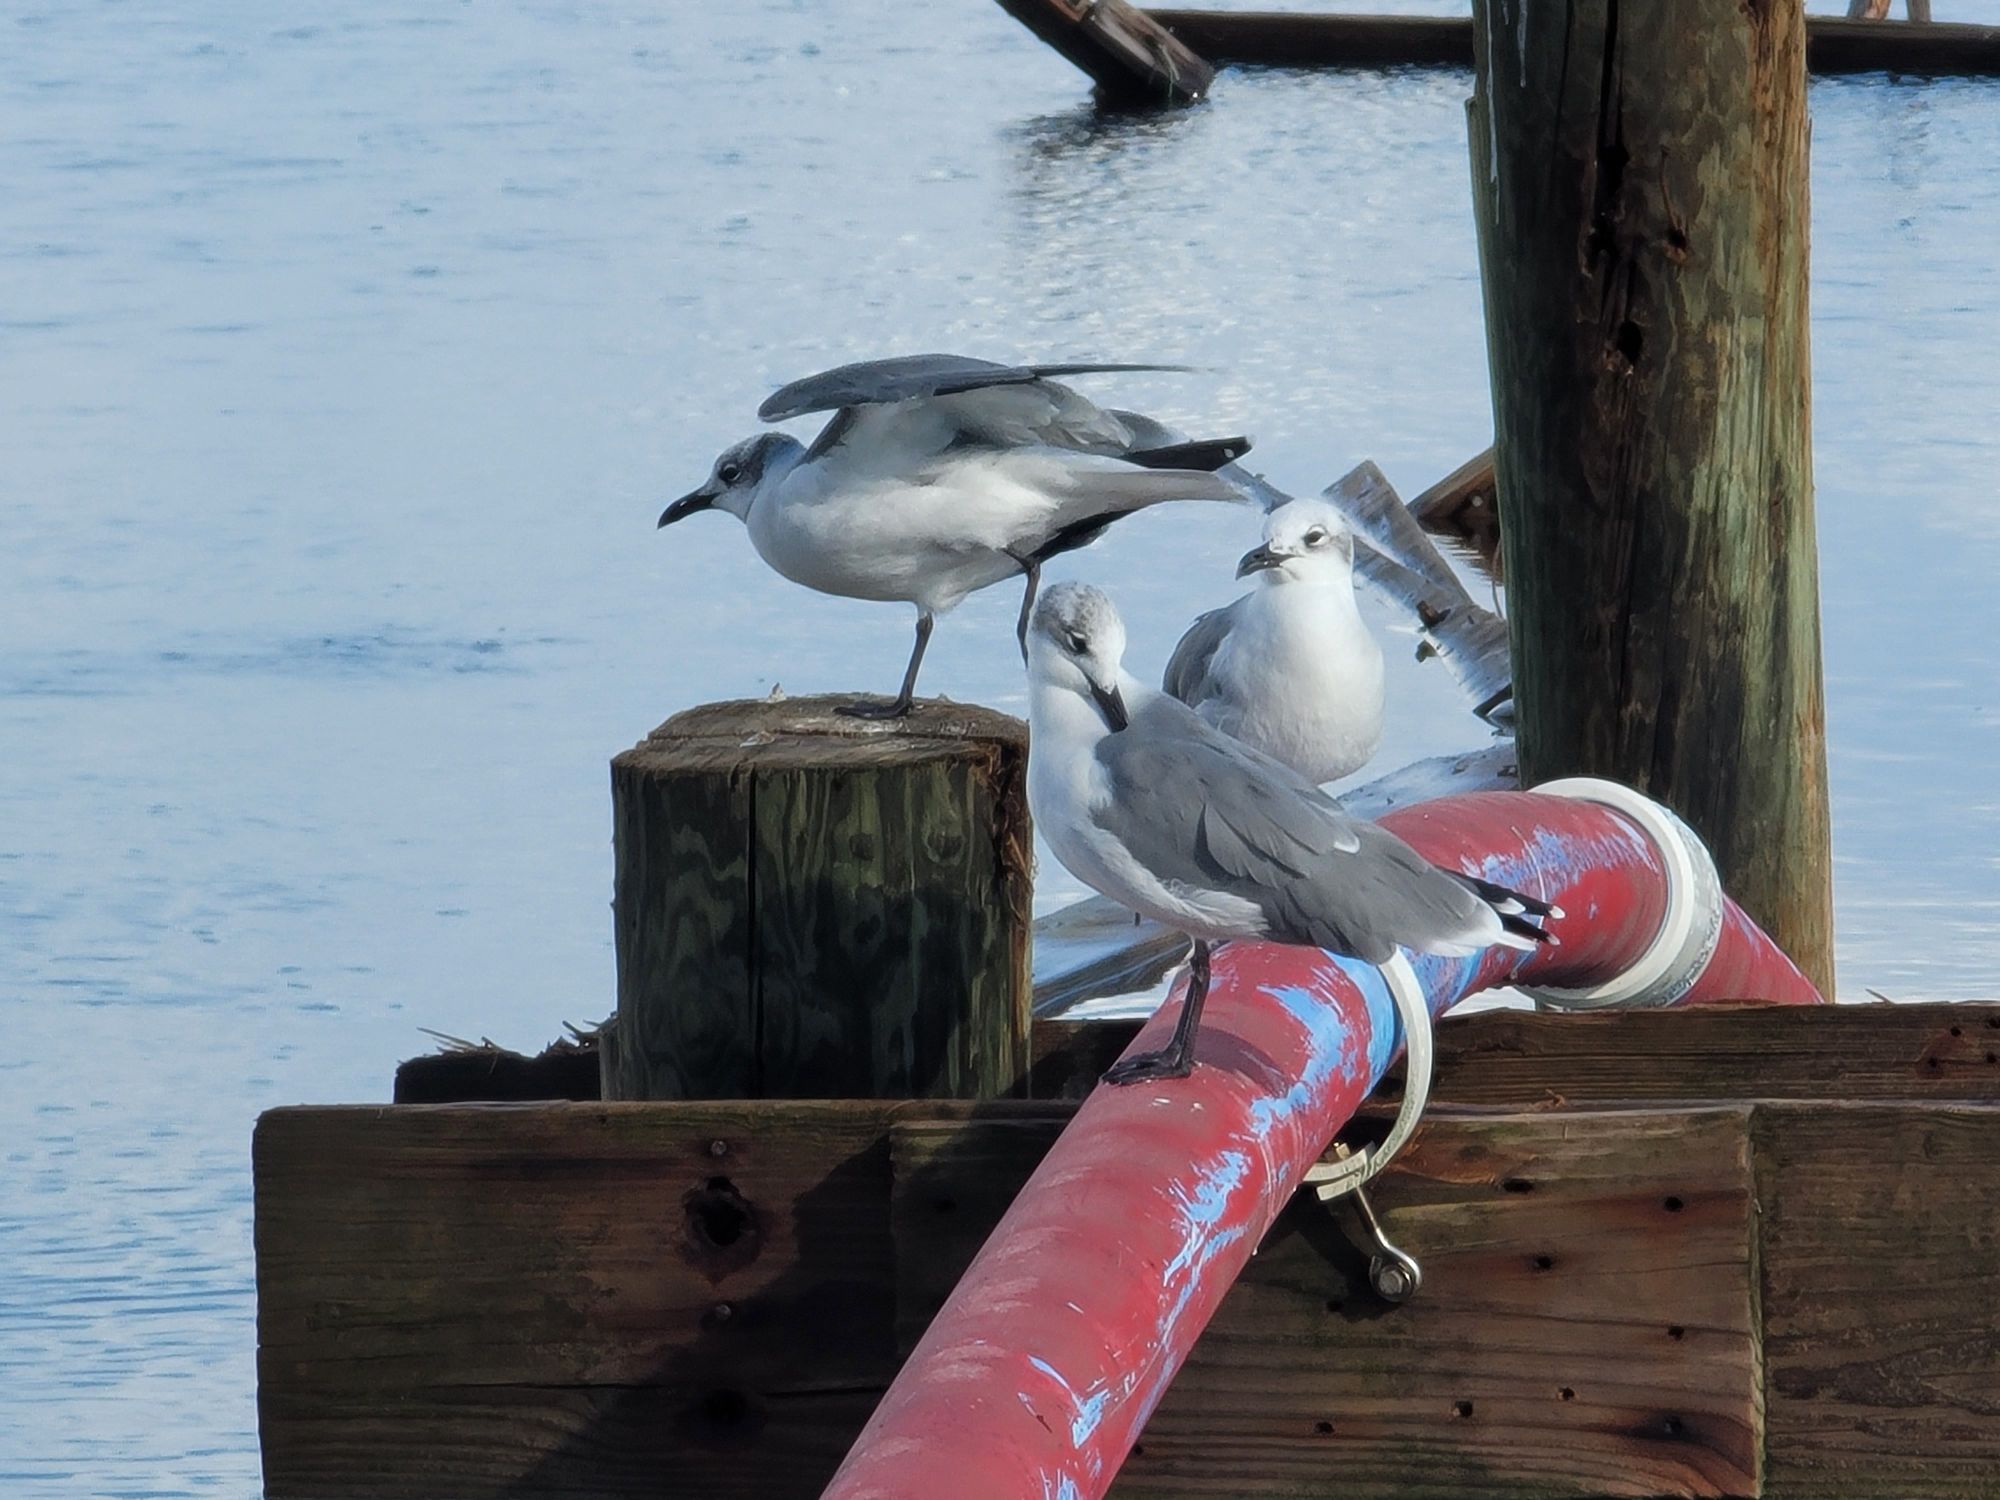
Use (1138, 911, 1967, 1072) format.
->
(1026, 581, 1557, 1085)
(1164, 495, 1386, 785)
(662, 354, 1249, 717)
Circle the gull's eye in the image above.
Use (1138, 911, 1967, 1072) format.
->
(1064, 631, 1088, 655)
(1303, 526, 1328, 546)
(718, 461, 743, 485)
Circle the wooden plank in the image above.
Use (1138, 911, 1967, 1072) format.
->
(1144, 11, 2000, 75)
(1756, 1102, 2000, 1498)
(894, 1108, 1762, 1497)
(997, 0, 1215, 107)
(256, 1101, 905, 1499)
(1032, 1002, 2000, 1106)
(611, 697, 1032, 1101)
(1408, 446, 1502, 586)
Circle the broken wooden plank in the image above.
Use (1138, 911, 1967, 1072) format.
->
(997, 0, 1214, 107)
(1032, 1002, 2000, 1106)
(1408, 447, 1502, 586)
(1757, 1101, 2000, 1497)
(1142, 11, 2000, 75)
(893, 1108, 1763, 1497)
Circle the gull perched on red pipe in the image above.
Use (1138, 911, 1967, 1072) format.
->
(1026, 580, 1557, 1083)
(661, 354, 1250, 718)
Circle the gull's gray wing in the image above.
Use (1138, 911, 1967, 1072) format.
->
(1095, 696, 1510, 962)
(759, 355, 1193, 421)
(1161, 598, 1242, 707)
(1093, 696, 1362, 892)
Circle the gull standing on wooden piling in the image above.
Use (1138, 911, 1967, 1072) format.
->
(661, 354, 1250, 718)
(1163, 496, 1386, 785)
(1026, 581, 1558, 1085)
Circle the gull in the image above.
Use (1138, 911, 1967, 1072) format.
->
(662, 354, 1250, 718)
(1163, 495, 1386, 785)
(1025, 581, 1558, 1085)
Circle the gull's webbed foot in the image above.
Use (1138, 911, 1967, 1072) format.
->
(1101, 1044, 1195, 1086)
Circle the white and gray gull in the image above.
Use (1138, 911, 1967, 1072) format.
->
(1026, 581, 1558, 1086)
(1163, 495, 1386, 785)
(661, 354, 1250, 717)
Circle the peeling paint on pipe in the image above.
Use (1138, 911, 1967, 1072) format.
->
(820, 790, 1822, 1500)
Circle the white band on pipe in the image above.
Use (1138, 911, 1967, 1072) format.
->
(1305, 950, 1432, 1198)
(1518, 777, 1725, 1011)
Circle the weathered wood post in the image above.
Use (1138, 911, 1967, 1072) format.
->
(1467, 0, 1835, 995)
(609, 697, 1032, 1101)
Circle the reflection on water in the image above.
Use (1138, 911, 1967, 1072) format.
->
(2, 1, 1998, 1493)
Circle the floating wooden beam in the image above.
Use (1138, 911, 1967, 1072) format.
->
(1141, 11, 2000, 76)
(997, 0, 1215, 107)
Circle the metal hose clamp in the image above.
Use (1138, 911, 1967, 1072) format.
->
(1303, 950, 1433, 1196)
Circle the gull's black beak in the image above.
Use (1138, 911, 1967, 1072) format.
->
(1235, 543, 1285, 578)
(658, 489, 716, 528)
(1089, 679, 1130, 732)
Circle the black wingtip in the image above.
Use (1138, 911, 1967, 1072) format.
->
(1501, 912, 1558, 946)
(1125, 435, 1254, 472)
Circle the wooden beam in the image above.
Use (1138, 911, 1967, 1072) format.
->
(1469, 0, 1834, 995)
(1407, 446, 1501, 586)
(609, 697, 1032, 1101)
(1756, 1102, 2000, 1497)
(255, 1101, 908, 1498)
(1032, 1002, 2000, 1107)
(893, 1108, 1762, 1497)
(1141, 11, 2000, 76)
(996, 0, 1215, 107)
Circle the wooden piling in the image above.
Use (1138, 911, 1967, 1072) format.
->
(609, 697, 1032, 1101)
(1467, 0, 1835, 995)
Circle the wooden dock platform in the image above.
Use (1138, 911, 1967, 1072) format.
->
(259, 1002, 2000, 1499)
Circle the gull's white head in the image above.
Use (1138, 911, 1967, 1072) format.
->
(659, 432, 805, 528)
(1028, 581, 1131, 732)
(1236, 496, 1355, 585)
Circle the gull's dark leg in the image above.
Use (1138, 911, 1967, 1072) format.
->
(1103, 939, 1210, 1086)
(839, 610, 934, 720)
(1014, 557, 1041, 664)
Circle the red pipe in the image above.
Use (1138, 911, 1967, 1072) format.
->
(821, 790, 1822, 1500)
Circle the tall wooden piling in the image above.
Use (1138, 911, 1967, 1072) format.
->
(1468, 0, 1835, 995)
(609, 697, 1033, 1101)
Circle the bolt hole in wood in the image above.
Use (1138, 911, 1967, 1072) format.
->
(1314, 1420, 1335, 1436)
(683, 1176, 760, 1276)
(1452, 1400, 1475, 1420)
(1559, 1387, 1576, 1402)
(1662, 1195, 1684, 1212)
(1324, 1298, 1344, 1314)
(1501, 1176, 1535, 1194)
(1667, 1325, 1686, 1341)
(1951, 1025, 1964, 1037)
(1663, 1415, 1685, 1438)
(1532, 1254, 1555, 1271)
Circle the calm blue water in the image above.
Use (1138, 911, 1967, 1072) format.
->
(3, 2, 1997, 1493)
